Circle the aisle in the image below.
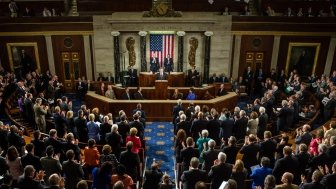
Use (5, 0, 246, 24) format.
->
(144, 122, 175, 179)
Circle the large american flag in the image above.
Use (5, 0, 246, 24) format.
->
(150, 34, 174, 68)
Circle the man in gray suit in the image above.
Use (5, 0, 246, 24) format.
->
(34, 98, 49, 133)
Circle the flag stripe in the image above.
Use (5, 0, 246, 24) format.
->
(150, 34, 174, 68)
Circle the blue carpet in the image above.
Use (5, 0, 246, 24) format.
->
(145, 122, 175, 179)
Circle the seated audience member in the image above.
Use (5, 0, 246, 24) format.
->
(99, 145, 119, 172)
(21, 143, 42, 171)
(284, 7, 295, 17)
(187, 66, 199, 87)
(111, 164, 134, 189)
(87, 113, 100, 142)
(171, 88, 183, 100)
(217, 83, 228, 96)
(83, 139, 100, 178)
(92, 162, 113, 189)
(17, 165, 44, 189)
(106, 124, 123, 159)
(156, 68, 168, 80)
(181, 157, 207, 189)
(142, 161, 163, 189)
(300, 169, 324, 189)
(263, 175, 276, 189)
(273, 146, 299, 184)
(209, 73, 218, 84)
(1, 174, 13, 189)
(97, 73, 106, 82)
(105, 85, 116, 99)
(40, 146, 62, 184)
(23, 7, 34, 17)
(218, 73, 229, 83)
(133, 87, 144, 100)
(6, 146, 23, 185)
(121, 87, 132, 100)
(159, 174, 174, 189)
(241, 5, 251, 16)
(250, 157, 273, 189)
(186, 88, 196, 100)
(42, 7, 52, 17)
(126, 127, 142, 154)
(203, 90, 214, 100)
(266, 5, 275, 16)
(240, 134, 260, 172)
(120, 141, 140, 182)
(62, 150, 84, 189)
(77, 180, 88, 189)
(222, 6, 230, 16)
(221, 136, 240, 165)
(297, 8, 304, 17)
(100, 82, 105, 95)
(208, 152, 233, 189)
(231, 160, 248, 189)
(275, 172, 298, 189)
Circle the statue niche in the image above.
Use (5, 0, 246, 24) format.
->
(188, 37, 198, 67)
(126, 37, 136, 67)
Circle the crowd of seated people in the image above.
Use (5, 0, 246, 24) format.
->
(265, 5, 335, 17)
(6, 0, 60, 18)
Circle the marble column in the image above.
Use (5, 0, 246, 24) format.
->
(203, 31, 213, 84)
(83, 35, 92, 80)
(139, 31, 147, 72)
(111, 31, 121, 83)
(271, 35, 281, 70)
(44, 35, 55, 75)
(324, 37, 336, 75)
(177, 31, 185, 72)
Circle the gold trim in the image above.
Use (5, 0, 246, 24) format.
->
(0, 22, 92, 25)
(285, 42, 320, 75)
(232, 31, 336, 36)
(6, 42, 41, 72)
(0, 31, 93, 36)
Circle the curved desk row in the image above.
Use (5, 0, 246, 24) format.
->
(85, 91, 238, 121)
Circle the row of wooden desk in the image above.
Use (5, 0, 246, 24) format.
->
(139, 72, 185, 87)
(85, 91, 238, 121)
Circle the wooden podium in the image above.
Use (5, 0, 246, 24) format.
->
(139, 72, 156, 87)
(139, 72, 185, 87)
(155, 80, 168, 99)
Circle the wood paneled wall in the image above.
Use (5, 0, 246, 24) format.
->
(51, 35, 86, 82)
(238, 35, 274, 77)
(277, 36, 330, 77)
(0, 36, 49, 72)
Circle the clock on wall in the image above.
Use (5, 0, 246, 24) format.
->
(156, 3, 168, 16)
(63, 37, 73, 48)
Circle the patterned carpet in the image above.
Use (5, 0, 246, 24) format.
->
(145, 122, 175, 179)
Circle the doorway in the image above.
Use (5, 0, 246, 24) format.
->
(61, 52, 80, 92)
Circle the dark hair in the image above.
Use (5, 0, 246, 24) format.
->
(25, 143, 34, 153)
(3, 173, 13, 185)
(46, 145, 54, 156)
(88, 139, 95, 148)
(66, 149, 75, 160)
(7, 146, 19, 161)
(116, 164, 126, 176)
(33, 130, 41, 140)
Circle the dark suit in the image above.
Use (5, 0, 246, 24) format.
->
(74, 117, 88, 143)
(173, 104, 184, 123)
(272, 155, 299, 184)
(63, 141, 81, 162)
(176, 120, 191, 136)
(243, 70, 254, 94)
(217, 88, 228, 96)
(208, 163, 233, 189)
(180, 147, 200, 172)
(327, 145, 336, 169)
(21, 153, 42, 171)
(117, 121, 130, 145)
(99, 122, 112, 144)
(143, 169, 164, 189)
(187, 69, 199, 87)
(105, 132, 123, 159)
(222, 145, 240, 164)
(133, 91, 144, 100)
(156, 72, 168, 80)
(181, 169, 207, 189)
(257, 113, 268, 139)
(321, 173, 336, 189)
(122, 92, 132, 100)
(44, 137, 63, 155)
(201, 149, 219, 173)
(128, 68, 138, 86)
(233, 117, 248, 141)
(164, 58, 173, 72)
(53, 112, 67, 138)
(295, 152, 310, 177)
(207, 118, 221, 144)
(150, 57, 159, 73)
(324, 98, 336, 121)
(190, 119, 208, 142)
(62, 160, 84, 189)
(129, 120, 144, 139)
(240, 143, 260, 170)
(220, 118, 234, 141)
(301, 182, 324, 189)
(17, 176, 44, 189)
(259, 139, 277, 167)
(295, 132, 312, 148)
(277, 106, 290, 132)
(120, 149, 140, 181)
(208, 76, 218, 84)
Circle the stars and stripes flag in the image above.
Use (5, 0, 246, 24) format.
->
(150, 34, 174, 67)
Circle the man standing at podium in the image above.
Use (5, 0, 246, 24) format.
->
(156, 68, 168, 80)
(164, 54, 173, 73)
(150, 54, 159, 73)
(128, 66, 138, 86)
